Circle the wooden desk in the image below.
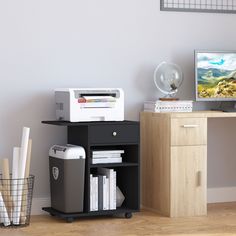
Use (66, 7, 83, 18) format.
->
(140, 111, 236, 217)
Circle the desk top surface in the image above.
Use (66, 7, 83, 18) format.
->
(141, 111, 236, 118)
(42, 120, 139, 126)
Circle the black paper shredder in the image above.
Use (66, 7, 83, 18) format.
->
(49, 144, 86, 213)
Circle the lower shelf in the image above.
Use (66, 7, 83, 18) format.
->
(42, 207, 138, 222)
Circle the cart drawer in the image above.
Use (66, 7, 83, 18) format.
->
(171, 118, 207, 146)
(90, 124, 139, 144)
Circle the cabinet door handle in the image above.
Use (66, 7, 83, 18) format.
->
(197, 171, 201, 187)
(182, 124, 199, 128)
(112, 131, 117, 137)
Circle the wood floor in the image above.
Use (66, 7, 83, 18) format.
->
(1, 203, 236, 236)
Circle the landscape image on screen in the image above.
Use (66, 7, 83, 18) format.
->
(197, 52, 236, 99)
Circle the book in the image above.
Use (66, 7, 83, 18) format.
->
(92, 150, 124, 155)
(90, 175, 98, 211)
(109, 169, 116, 210)
(94, 176, 98, 211)
(90, 174, 93, 211)
(103, 177, 109, 210)
(113, 170, 117, 209)
(144, 100, 193, 113)
(98, 175, 104, 211)
(98, 168, 116, 210)
(92, 153, 122, 159)
(92, 157, 122, 164)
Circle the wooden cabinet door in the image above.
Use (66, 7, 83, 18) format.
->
(170, 146, 207, 217)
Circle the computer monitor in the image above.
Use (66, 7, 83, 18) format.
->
(195, 50, 236, 102)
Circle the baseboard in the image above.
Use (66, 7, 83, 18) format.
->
(31, 197, 50, 215)
(31, 188, 236, 215)
(207, 187, 236, 203)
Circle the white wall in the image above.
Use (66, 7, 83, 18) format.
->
(0, 0, 236, 198)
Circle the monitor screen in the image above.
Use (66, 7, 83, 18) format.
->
(195, 51, 236, 101)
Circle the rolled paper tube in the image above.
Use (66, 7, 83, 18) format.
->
(12, 147, 20, 222)
(0, 187, 2, 224)
(20, 139, 32, 223)
(19, 127, 30, 179)
(0, 192, 11, 226)
(0, 192, 2, 224)
(14, 127, 30, 225)
(25, 139, 32, 178)
(1, 159, 13, 215)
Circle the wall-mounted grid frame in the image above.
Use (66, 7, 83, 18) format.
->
(160, 0, 236, 14)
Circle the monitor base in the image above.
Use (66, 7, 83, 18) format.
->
(222, 108, 236, 112)
(211, 102, 236, 112)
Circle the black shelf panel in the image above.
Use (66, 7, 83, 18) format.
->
(90, 142, 139, 146)
(42, 120, 139, 126)
(42, 207, 138, 220)
(90, 162, 138, 168)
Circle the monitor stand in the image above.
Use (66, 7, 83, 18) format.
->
(212, 102, 236, 112)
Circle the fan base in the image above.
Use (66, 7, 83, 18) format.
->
(159, 98, 179, 101)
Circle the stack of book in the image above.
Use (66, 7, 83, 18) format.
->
(91, 150, 124, 164)
(90, 168, 117, 211)
(144, 100, 193, 113)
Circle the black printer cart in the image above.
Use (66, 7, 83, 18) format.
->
(42, 120, 140, 222)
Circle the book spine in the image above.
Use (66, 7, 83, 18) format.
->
(90, 174, 93, 211)
(113, 170, 117, 209)
(92, 150, 124, 155)
(102, 176, 107, 210)
(104, 177, 108, 210)
(97, 167, 114, 210)
(92, 153, 122, 158)
(92, 157, 122, 164)
(98, 176, 103, 211)
(94, 177, 98, 211)
(105, 177, 109, 210)
(109, 169, 115, 210)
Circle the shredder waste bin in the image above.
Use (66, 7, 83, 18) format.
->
(49, 144, 85, 213)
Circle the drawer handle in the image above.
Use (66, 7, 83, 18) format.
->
(182, 124, 199, 128)
(112, 131, 117, 137)
(197, 171, 202, 187)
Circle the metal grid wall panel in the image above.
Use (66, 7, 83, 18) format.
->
(161, 0, 236, 13)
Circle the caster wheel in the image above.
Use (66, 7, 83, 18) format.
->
(66, 217, 74, 223)
(50, 213, 55, 217)
(125, 212, 132, 219)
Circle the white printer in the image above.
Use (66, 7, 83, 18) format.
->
(55, 88, 124, 122)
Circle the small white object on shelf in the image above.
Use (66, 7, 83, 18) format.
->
(144, 100, 193, 113)
(116, 186, 125, 208)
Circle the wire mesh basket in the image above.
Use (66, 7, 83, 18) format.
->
(0, 174, 34, 227)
